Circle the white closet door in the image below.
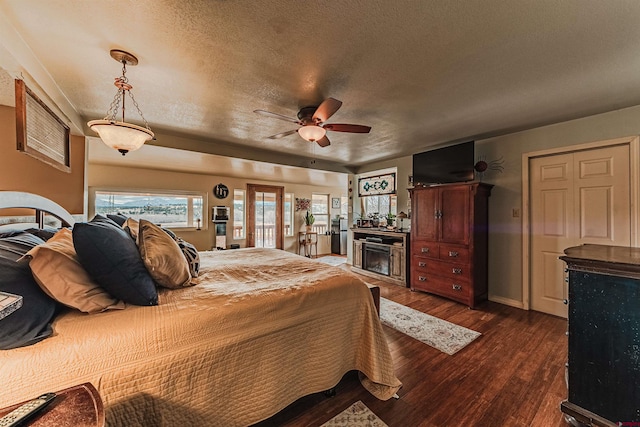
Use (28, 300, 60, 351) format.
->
(530, 144, 630, 317)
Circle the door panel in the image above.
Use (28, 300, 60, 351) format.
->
(579, 187, 612, 239)
(246, 184, 284, 249)
(439, 186, 470, 245)
(532, 154, 573, 317)
(530, 145, 630, 317)
(573, 148, 630, 246)
(413, 188, 437, 240)
(254, 191, 276, 248)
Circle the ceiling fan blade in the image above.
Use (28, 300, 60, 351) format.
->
(267, 129, 299, 139)
(316, 135, 331, 147)
(254, 109, 300, 124)
(323, 123, 371, 133)
(312, 98, 342, 123)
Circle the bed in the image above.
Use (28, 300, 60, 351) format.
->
(0, 191, 401, 426)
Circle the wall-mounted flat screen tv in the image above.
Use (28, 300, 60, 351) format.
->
(412, 141, 475, 185)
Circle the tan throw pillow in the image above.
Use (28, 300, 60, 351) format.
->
(138, 219, 192, 289)
(123, 217, 139, 243)
(25, 228, 125, 313)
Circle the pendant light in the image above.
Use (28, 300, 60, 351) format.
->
(88, 49, 154, 155)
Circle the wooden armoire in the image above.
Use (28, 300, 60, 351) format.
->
(409, 182, 492, 308)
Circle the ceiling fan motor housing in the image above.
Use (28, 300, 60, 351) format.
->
(297, 106, 320, 124)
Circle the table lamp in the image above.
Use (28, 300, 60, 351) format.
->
(397, 211, 408, 232)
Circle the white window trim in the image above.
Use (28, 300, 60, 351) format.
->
(285, 192, 294, 237)
(233, 189, 245, 240)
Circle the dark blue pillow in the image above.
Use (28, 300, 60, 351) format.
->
(73, 215, 158, 306)
(0, 233, 59, 350)
(106, 213, 128, 227)
(0, 232, 46, 259)
(0, 225, 59, 241)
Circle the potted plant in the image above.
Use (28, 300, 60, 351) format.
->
(386, 213, 396, 227)
(304, 210, 315, 231)
(368, 212, 380, 228)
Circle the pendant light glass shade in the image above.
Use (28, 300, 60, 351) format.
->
(88, 120, 154, 155)
(298, 125, 326, 142)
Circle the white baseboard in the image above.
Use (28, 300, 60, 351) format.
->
(488, 294, 525, 309)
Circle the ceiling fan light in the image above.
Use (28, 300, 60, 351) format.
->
(298, 125, 326, 142)
(88, 120, 154, 155)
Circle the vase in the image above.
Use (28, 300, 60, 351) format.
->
(305, 225, 312, 232)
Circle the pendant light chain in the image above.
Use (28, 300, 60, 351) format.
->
(128, 90, 152, 131)
(103, 60, 152, 131)
(104, 85, 123, 121)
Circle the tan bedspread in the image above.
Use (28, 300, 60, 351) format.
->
(0, 248, 401, 426)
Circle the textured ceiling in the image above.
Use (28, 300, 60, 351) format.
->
(2, 0, 640, 172)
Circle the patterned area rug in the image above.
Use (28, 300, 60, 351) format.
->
(380, 298, 481, 355)
(320, 401, 388, 427)
(316, 256, 347, 266)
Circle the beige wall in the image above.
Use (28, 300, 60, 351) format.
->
(87, 163, 347, 254)
(479, 105, 640, 306)
(0, 105, 85, 214)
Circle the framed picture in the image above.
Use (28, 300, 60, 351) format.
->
(15, 79, 70, 172)
(331, 197, 341, 209)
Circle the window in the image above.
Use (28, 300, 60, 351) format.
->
(311, 193, 329, 234)
(233, 189, 245, 239)
(94, 189, 205, 229)
(284, 193, 294, 236)
(341, 196, 348, 217)
(362, 195, 397, 219)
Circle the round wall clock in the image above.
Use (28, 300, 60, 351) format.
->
(213, 183, 229, 199)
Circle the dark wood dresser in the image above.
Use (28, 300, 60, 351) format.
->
(560, 245, 640, 426)
(409, 182, 492, 308)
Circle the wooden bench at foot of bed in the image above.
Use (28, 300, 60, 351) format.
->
(367, 284, 380, 315)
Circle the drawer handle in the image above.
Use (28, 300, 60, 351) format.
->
(452, 284, 462, 291)
(418, 261, 426, 267)
(421, 247, 430, 253)
(418, 276, 427, 282)
(452, 268, 462, 274)
(448, 251, 459, 257)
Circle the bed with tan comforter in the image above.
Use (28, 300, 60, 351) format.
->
(0, 247, 401, 426)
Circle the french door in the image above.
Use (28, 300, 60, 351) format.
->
(246, 184, 284, 249)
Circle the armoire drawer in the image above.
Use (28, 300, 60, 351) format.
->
(412, 240, 439, 259)
(413, 258, 471, 282)
(411, 272, 470, 300)
(438, 244, 470, 264)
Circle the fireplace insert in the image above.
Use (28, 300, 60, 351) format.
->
(363, 243, 390, 276)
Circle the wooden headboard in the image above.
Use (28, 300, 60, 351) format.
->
(0, 191, 75, 228)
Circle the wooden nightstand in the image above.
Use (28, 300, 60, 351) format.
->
(0, 383, 104, 427)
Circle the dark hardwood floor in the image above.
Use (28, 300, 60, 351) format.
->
(254, 268, 569, 427)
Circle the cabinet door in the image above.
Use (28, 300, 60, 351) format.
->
(412, 187, 438, 240)
(439, 185, 470, 245)
(390, 246, 404, 280)
(353, 240, 362, 268)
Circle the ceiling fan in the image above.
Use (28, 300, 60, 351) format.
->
(253, 98, 371, 147)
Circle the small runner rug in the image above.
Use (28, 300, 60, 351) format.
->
(380, 298, 481, 355)
(320, 400, 388, 427)
(316, 256, 347, 266)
